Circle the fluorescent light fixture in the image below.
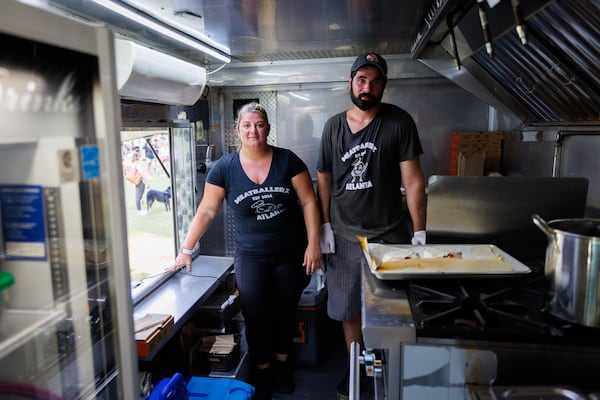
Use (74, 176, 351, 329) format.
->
(289, 92, 310, 101)
(91, 0, 231, 64)
(256, 71, 301, 77)
(120, 0, 228, 54)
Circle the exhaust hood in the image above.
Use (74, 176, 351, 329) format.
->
(422, 0, 600, 125)
(114, 39, 207, 105)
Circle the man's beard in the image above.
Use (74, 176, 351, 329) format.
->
(350, 89, 382, 111)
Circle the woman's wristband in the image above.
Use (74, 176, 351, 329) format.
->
(180, 247, 193, 255)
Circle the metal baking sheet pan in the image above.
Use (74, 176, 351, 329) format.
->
(360, 241, 531, 280)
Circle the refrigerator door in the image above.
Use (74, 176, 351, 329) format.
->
(0, 2, 137, 398)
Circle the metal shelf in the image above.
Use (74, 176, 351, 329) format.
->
(0, 308, 66, 359)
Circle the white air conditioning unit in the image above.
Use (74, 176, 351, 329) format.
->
(114, 39, 206, 105)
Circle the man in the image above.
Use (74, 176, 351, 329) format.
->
(317, 53, 426, 399)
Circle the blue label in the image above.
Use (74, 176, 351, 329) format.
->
(80, 145, 100, 180)
(0, 185, 47, 261)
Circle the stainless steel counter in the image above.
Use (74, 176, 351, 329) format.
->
(361, 261, 416, 400)
(134, 255, 234, 360)
(361, 258, 600, 400)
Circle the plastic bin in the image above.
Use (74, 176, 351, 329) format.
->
(149, 373, 187, 400)
(187, 376, 254, 399)
(298, 269, 326, 307)
(189, 334, 241, 373)
(192, 293, 240, 329)
(149, 373, 254, 400)
(292, 269, 327, 365)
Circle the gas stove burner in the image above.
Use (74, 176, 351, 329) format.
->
(406, 276, 578, 341)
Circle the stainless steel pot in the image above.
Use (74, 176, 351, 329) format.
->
(532, 214, 600, 327)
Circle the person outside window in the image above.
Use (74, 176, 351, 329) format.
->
(125, 149, 150, 216)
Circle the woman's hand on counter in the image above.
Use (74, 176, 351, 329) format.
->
(167, 253, 192, 273)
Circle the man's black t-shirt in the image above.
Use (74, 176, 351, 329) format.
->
(317, 103, 423, 242)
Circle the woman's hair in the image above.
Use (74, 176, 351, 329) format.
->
(235, 102, 269, 128)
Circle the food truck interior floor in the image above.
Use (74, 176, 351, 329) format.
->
(274, 318, 374, 400)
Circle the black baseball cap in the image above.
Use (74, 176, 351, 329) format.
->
(351, 53, 387, 78)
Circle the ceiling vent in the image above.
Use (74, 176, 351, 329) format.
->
(114, 39, 206, 106)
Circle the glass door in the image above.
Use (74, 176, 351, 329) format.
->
(122, 124, 196, 304)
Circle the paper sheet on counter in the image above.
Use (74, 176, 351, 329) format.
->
(358, 236, 530, 279)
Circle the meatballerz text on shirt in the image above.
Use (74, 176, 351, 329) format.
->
(233, 186, 291, 204)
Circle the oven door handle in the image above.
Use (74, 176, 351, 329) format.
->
(350, 341, 361, 400)
(351, 344, 386, 400)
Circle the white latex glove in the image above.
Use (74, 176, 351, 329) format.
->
(320, 223, 336, 254)
(411, 230, 426, 245)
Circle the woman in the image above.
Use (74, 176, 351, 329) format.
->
(126, 150, 149, 216)
(172, 102, 322, 399)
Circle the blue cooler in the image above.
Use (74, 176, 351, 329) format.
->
(150, 373, 254, 400)
(149, 373, 187, 400)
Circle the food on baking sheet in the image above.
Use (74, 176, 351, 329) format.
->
(374, 245, 511, 273)
(423, 246, 463, 259)
(381, 249, 421, 262)
(358, 237, 513, 274)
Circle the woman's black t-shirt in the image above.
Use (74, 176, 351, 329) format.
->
(207, 146, 308, 255)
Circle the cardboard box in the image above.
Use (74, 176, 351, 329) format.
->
(449, 131, 504, 175)
(457, 151, 485, 176)
(135, 313, 174, 358)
